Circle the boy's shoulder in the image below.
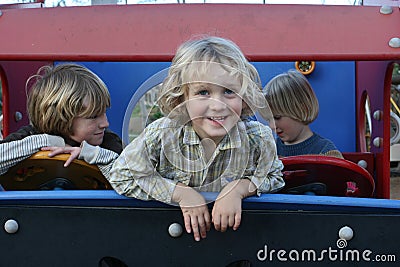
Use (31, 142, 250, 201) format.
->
(0, 125, 38, 144)
(145, 117, 179, 130)
(241, 119, 273, 137)
(312, 132, 339, 150)
(141, 117, 184, 140)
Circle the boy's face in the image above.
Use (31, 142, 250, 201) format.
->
(273, 115, 309, 144)
(69, 98, 110, 146)
(70, 113, 109, 146)
(184, 63, 243, 144)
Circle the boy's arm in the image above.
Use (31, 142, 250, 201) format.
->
(78, 140, 119, 177)
(107, 141, 178, 203)
(172, 183, 211, 242)
(211, 125, 284, 232)
(257, 153, 285, 193)
(43, 141, 120, 175)
(212, 178, 256, 232)
(0, 134, 65, 175)
(0, 125, 38, 144)
(248, 129, 285, 194)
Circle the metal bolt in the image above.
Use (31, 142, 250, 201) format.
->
(373, 110, 382, 121)
(373, 137, 382, 148)
(389, 37, 400, 48)
(14, 111, 23, 122)
(168, 222, 183, 238)
(357, 160, 368, 169)
(380, 5, 393, 15)
(4, 219, 19, 234)
(339, 226, 354, 241)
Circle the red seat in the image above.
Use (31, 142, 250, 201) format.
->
(280, 155, 375, 197)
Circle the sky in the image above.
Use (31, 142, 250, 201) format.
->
(0, 0, 360, 7)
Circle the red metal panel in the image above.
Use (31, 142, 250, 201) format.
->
(0, 61, 51, 136)
(0, 4, 399, 62)
(356, 61, 393, 198)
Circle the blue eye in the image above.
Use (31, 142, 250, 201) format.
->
(198, 90, 209, 96)
(225, 89, 234, 95)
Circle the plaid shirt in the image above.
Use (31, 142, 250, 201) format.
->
(108, 117, 284, 204)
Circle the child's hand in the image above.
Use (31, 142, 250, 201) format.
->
(41, 146, 82, 167)
(212, 179, 257, 232)
(212, 188, 242, 232)
(172, 183, 211, 241)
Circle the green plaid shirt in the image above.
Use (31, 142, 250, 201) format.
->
(108, 117, 284, 204)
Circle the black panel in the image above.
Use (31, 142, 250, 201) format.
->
(0, 206, 399, 266)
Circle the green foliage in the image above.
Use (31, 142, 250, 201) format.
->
(131, 104, 141, 116)
(146, 106, 164, 126)
(394, 63, 399, 75)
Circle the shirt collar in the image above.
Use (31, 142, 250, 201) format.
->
(182, 122, 243, 150)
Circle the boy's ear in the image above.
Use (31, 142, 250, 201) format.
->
(242, 100, 249, 110)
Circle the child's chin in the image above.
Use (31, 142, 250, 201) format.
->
(90, 139, 103, 146)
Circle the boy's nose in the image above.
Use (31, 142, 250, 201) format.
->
(99, 114, 109, 128)
(209, 98, 226, 111)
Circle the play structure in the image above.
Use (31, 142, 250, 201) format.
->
(0, 2, 399, 266)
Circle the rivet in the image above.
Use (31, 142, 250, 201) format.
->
(380, 5, 393, 15)
(373, 110, 383, 121)
(168, 222, 183, 238)
(389, 38, 400, 48)
(14, 111, 23, 122)
(357, 160, 368, 169)
(339, 226, 354, 241)
(373, 137, 382, 148)
(4, 219, 19, 234)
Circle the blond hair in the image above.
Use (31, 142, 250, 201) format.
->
(264, 70, 319, 124)
(158, 36, 272, 121)
(27, 63, 110, 137)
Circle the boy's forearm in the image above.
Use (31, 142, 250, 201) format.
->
(172, 182, 194, 204)
(221, 178, 257, 199)
(78, 140, 119, 177)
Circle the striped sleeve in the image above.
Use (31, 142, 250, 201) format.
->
(78, 140, 119, 178)
(0, 134, 65, 175)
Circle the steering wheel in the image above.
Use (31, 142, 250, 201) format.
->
(280, 155, 375, 197)
(0, 151, 112, 190)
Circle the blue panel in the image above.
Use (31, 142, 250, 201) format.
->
(61, 61, 355, 152)
(254, 62, 356, 152)
(1, 190, 399, 213)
